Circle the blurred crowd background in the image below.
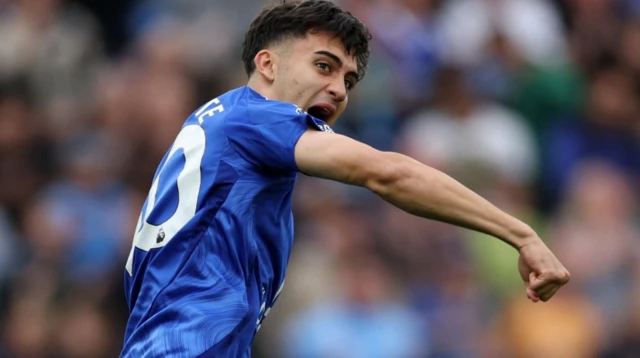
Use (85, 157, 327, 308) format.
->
(0, 0, 639, 357)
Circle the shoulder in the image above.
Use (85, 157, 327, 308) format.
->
(193, 86, 333, 134)
(229, 87, 334, 133)
(245, 99, 303, 125)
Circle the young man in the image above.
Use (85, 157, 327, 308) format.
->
(122, 1, 570, 357)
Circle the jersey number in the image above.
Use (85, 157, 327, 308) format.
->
(126, 125, 206, 274)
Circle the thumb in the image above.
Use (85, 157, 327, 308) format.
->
(526, 272, 541, 302)
(529, 271, 546, 291)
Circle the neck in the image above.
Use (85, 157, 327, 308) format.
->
(247, 77, 277, 101)
(246, 76, 303, 109)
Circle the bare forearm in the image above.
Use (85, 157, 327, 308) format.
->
(370, 153, 537, 249)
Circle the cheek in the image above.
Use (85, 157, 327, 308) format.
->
(291, 69, 313, 89)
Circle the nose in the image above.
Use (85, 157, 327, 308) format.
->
(327, 80, 347, 103)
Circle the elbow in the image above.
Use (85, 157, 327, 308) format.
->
(364, 153, 413, 197)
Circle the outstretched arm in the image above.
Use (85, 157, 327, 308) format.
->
(295, 129, 570, 302)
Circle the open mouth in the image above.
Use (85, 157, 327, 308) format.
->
(307, 105, 334, 121)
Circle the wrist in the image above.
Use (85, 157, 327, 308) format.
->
(505, 223, 540, 251)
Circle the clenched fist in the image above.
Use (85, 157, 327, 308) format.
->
(518, 238, 571, 302)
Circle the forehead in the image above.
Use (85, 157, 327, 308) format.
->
(287, 32, 358, 73)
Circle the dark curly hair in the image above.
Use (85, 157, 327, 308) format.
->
(242, 0, 372, 81)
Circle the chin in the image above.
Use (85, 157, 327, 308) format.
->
(324, 117, 338, 126)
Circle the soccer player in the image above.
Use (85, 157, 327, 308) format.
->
(121, 1, 570, 357)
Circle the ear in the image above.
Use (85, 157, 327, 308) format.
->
(254, 50, 277, 82)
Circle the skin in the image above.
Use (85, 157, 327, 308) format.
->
(248, 32, 570, 303)
(248, 32, 358, 125)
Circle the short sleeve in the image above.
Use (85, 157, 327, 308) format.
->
(226, 107, 331, 172)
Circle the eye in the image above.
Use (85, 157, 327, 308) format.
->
(345, 79, 354, 91)
(316, 62, 331, 72)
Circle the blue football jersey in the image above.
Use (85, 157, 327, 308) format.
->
(122, 86, 332, 358)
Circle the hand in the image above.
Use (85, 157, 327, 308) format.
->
(517, 238, 570, 302)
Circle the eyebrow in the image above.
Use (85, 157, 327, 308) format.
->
(314, 50, 359, 82)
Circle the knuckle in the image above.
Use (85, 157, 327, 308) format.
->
(550, 270, 571, 283)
